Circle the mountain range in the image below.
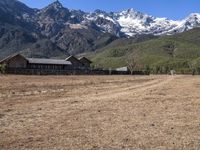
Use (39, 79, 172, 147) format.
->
(0, 0, 200, 71)
(3, 0, 198, 37)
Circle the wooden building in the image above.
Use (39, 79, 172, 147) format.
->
(65, 55, 83, 69)
(78, 57, 92, 69)
(27, 58, 72, 70)
(0, 54, 148, 75)
(0, 54, 72, 70)
(0, 54, 92, 74)
(0, 54, 28, 68)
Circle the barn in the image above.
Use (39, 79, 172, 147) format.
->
(0, 53, 92, 74)
(78, 57, 92, 69)
(65, 55, 83, 69)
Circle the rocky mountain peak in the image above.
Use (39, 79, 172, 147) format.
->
(41, 0, 65, 14)
(49, 0, 63, 9)
(126, 8, 137, 14)
(38, 0, 70, 22)
(0, 0, 34, 14)
(120, 8, 145, 18)
(94, 9, 107, 15)
(186, 13, 200, 21)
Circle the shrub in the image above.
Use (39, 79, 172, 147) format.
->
(144, 65, 151, 75)
(0, 64, 6, 74)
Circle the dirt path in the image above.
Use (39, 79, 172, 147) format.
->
(0, 75, 200, 150)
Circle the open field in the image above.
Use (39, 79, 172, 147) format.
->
(0, 75, 200, 150)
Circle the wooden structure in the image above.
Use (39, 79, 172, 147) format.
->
(0, 54, 28, 68)
(0, 54, 148, 75)
(0, 54, 72, 69)
(65, 56, 83, 69)
(0, 54, 93, 74)
(78, 57, 92, 69)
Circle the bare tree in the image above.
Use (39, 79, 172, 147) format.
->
(126, 56, 137, 75)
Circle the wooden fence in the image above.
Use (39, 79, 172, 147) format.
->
(6, 68, 148, 75)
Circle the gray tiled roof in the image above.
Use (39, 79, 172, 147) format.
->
(27, 58, 72, 65)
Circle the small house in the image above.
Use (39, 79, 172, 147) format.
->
(65, 55, 83, 69)
(78, 57, 92, 69)
(0, 54, 28, 68)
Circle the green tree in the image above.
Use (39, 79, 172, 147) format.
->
(165, 66, 170, 74)
(144, 65, 151, 75)
(154, 66, 161, 74)
(196, 67, 200, 75)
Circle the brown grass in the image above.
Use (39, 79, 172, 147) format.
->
(0, 75, 200, 150)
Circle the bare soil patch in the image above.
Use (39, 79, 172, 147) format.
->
(0, 75, 200, 149)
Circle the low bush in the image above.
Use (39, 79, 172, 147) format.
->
(0, 64, 6, 74)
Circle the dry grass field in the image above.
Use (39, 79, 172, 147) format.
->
(0, 75, 200, 150)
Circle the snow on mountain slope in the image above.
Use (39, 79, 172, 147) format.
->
(114, 9, 154, 36)
(85, 10, 121, 35)
(113, 9, 200, 36)
(171, 13, 200, 33)
(2, 0, 200, 37)
(85, 8, 200, 37)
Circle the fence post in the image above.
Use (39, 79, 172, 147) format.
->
(109, 68, 112, 75)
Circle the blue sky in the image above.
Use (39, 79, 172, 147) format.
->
(20, 0, 200, 20)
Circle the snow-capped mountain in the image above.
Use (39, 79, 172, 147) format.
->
(1, 0, 200, 37)
(84, 8, 200, 37)
(1, 0, 200, 58)
(1, 0, 199, 37)
(113, 9, 179, 36)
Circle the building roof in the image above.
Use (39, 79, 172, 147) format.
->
(27, 58, 72, 65)
(116, 66, 129, 72)
(0, 53, 26, 63)
(65, 55, 80, 62)
(78, 57, 92, 63)
(0, 53, 73, 65)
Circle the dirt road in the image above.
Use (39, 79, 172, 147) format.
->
(0, 75, 200, 149)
